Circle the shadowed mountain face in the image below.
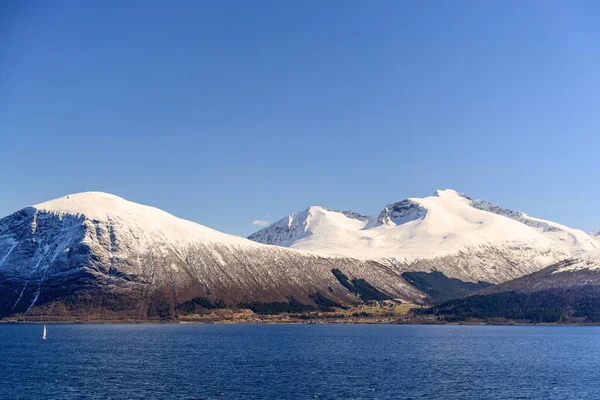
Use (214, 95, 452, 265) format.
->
(401, 271, 493, 304)
(0, 193, 427, 319)
(419, 251, 600, 322)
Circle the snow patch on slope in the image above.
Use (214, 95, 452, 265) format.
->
(553, 250, 600, 273)
(470, 199, 596, 253)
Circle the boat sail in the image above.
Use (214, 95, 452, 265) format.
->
(42, 324, 46, 340)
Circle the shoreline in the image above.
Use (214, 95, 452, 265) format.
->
(2, 317, 599, 326)
(3, 300, 596, 326)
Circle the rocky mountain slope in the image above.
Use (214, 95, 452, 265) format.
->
(0, 192, 427, 319)
(478, 250, 600, 295)
(249, 190, 598, 284)
(422, 250, 600, 322)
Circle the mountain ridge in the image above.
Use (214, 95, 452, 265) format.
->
(248, 189, 598, 284)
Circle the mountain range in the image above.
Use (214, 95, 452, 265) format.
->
(1, 189, 599, 321)
(0, 192, 425, 319)
(249, 189, 597, 284)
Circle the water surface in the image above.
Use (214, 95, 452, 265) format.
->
(1, 324, 599, 399)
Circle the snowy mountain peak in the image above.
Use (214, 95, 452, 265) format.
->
(33, 191, 161, 221)
(31, 191, 255, 248)
(301, 206, 369, 220)
(297, 205, 344, 220)
(433, 189, 472, 201)
(553, 249, 600, 273)
(376, 190, 475, 227)
(248, 205, 370, 247)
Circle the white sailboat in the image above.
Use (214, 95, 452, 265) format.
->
(42, 324, 47, 340)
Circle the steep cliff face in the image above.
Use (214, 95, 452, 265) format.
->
(249, 189, 597, 284)
(376, 199, 427, 226)
(0, 192, 426, 319)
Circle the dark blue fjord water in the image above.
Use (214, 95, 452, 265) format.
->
(1, 324, 600, 399)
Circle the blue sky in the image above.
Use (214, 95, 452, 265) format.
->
(2, 1, 599, 236)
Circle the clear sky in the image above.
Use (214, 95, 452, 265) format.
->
(2, 1, 599, 236)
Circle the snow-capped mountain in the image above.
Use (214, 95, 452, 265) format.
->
(249, 189, 598, 284)
(0, 192, 426, 318)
